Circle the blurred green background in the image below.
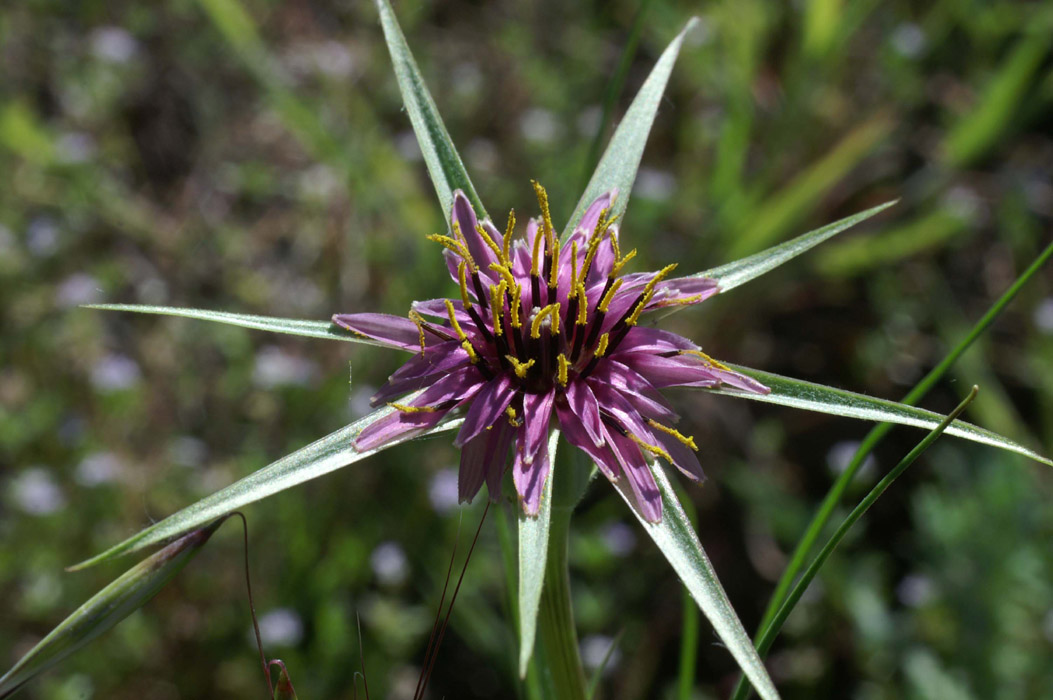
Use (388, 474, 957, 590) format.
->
(2, 0, 1052, 698)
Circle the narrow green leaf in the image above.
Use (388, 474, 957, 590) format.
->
(272, 663, 299, 700)
(71, 404, 463, 570)
(708, 365, 1052, 467)
(613, 463, 780, 700)
(563, 18, 699, 238)
(85, 304, 382, 347)
(696, 200, 897, 293)
(376, 0, 486, 219)
(729, 388, 978, 700)
(0, 521, 224, 698)
(517, 431, 559, 677)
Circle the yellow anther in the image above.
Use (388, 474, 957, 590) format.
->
(489, 262, 517, 290)
(627, 433, 673, 464)
(407, 310, 427, 355)
(610, 227, 621, 261)
(612, 248, 637, 275)
(591, 209, 611, 243)
(569, 242, 580, 290)
(647, 419, 699, 451)
(458, 260, 472, 309)
(509, 283, 522, 328)
(575, 283, 589, 325)
(444, 299, 468, 341)
(625, 264, 678, 326)
(595, 333, 610, 357)
(597, 278, 624, 313)
(427, 234, 476, 272)
(532, 180, 554, 247)
(557, 353, 569, 387)
(530, 221, 545, 277)
(506, 356, 535, 379)
(653, 293, 704, 309)
(530, 303, 561, 339)
(475, 223, 504, 262)
(461, 339, 479, 364)
(503, 209, 515, 262)
(389, 402, 439, 413)
(679, 349, 731, 371)
(489, 282, 507, 336)
(505, 405, 522, 427)
(548, 239, 561, 289)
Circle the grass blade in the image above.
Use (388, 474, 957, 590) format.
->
(0, 521, 224, 698)
(564, 18, 699, 238)
(708, 365, 1051, 467)
(696, 200, 897, 293)
(518, 431, 559, 677)
(376, 0, 486, 219)
(85, 304, 383, 347)
(729, 388, 978, 700)
(613, 462, 781, 700)
(70, 404, 463, 570)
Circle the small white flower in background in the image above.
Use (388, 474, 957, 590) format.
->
(370, 541, 409, 586)
(633, 167, 677, 202)
(168, 436, 209, 469)
(600, 521, 637, 558)
(896, 574, 936, 608)
(56, 273, 103, 308)
(826, 440, 877, 479)
(252, 346, 317, 389)
(26, 218, 60, 257)
(519, 108, 560, 144)
(56, 132, 97, 164)
(428, 469, 460, 514)
(255, 608, 304, 647)
(891, 23, 926, 58)
(580, 634, 621, 673)
(90, 27, 138, 63)
(394, 130, 423, 161)
(1033, 298, 1053, 335)
(12, 468, 66, 515)
(75, 452, 124, 487)
(90, 353, 141, 392)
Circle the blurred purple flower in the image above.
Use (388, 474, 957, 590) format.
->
(335, 185, 768, 522)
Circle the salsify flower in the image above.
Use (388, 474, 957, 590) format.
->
(334, 183, 769, 523)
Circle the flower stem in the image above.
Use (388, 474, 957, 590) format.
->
(536, 505, 587, 700)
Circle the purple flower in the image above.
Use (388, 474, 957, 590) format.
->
(334, 184, 768, 522)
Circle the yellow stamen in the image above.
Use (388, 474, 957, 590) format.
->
(548, 239, 560, 289)
(489, 262, 517, 290)
(503, 210, 515, 262)
(597, 278, 624, 313)
(652, 294, 704, 309)
(612, 248, 637, 275)
(505, 405, 522, 427)
(506, 355, 535, 379)
(427, 234, 476, 272)
(557, 353, 569, 387)
(647, 419, 699, 451)
(595, 332, 610, 357)
(475, 223, 504, 262)
(679, 349, 731, 371)
(407, 310, 427, 355)
(489, 282, 507, 336)
(461, 340, 479, 363)
(530, 220, 545, 277)
(575, 283, 589, 325)
(444, 299, 468, 341)
(389, 402, 439, 413)
(458, 260, 472, 309)
(610, 227, 621, 261)
(627, 433, 673, 464)
(509, 283, 522, 328)
(569, 242, 579, 289)
(532, 180, 554, 247)
(625, 263, 677, 326)
(530, 303, 561, 339)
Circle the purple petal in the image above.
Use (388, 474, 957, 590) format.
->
(354, 407, 451, 452)
(614, 353, 722, 389)
(654, 430, 705, 482)
(644, 276, 720, 311)
(459, 419, 514, 503)
(389, 341, 470, 381)
(484, 421, 516, 498)
(590, 364, 678, 424)
(708, 366, 772, 394)
(452, 190, 499, 272)
(332, 313, 429, 352)
(565, 191, 615, 252)
(584, 224, 618, 288)
(521, 389, 556, 464)
(454, 374, 518, 447)
(607, 431, 662, 523)
(564, 379, 604, 447)
(556, 402, 620, 480)
(513, 425, 552, 516)
(613, 327, 698, 354)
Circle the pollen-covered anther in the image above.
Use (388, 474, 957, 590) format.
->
(502, 210, 515, 261)
(612, 248, 637, 275)
(507, 355, 535, 379)
(597, 278, 623, 314)
(626, 263, 678, 326)
(529, 221, 545, 277)
(557, 353, 569, 387)
(489, 282, 507, 336)
(407, 311, 427, 355)
(646, 419, 698, 451)
(679, 349, 731, 371)
(530, 303, 561, 339)
(653, 293, 704, 309)
(489, 262, 517, 289)
(427, 234, 476, 272)
(457, 260, 472, 309)
(531, 179, 554, 244)
(627, 433, 673, 464)
(575, 283, 589, 325)
(548, 239, 561, 289)
(475, 223, 504, 263)
(505, 405, 522, 427)
(595, 332, 610, 357)
(389, 402, 439, 413)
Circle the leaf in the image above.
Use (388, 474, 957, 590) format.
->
(376, 0, 486, 219)
(0, 521, 224, 698)
(563, 18, 699, 238)
(71, 403, 464, 570)
(708, 365, 1052, 467)
(272, 662, 299, 700)
(694, 200, 897, 293)
(85, 304, 381, 346)
(612, 462, 780, 700)
(517, 430, 558, 677)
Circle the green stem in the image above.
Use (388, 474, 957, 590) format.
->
(537, 507, 587, 700)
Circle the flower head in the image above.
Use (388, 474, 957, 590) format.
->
(334, 184, 768, 522)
